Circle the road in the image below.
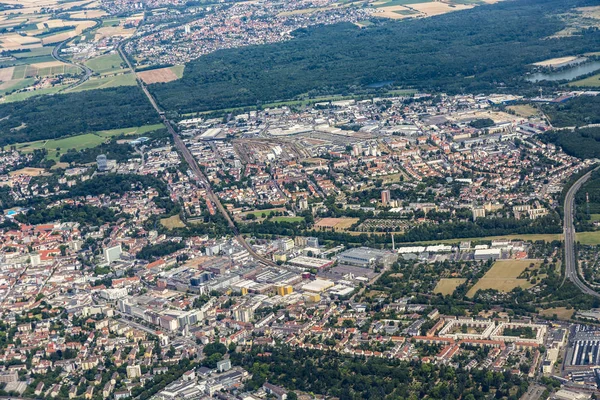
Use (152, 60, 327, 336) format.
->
(520, 384, 545, 400)
(117, 44, 278, 269)
(51, 20, 99, 90)
(563, 167, 600, 298)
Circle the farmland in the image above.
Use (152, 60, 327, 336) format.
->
(85, 53, 126, 75)
(67, 73, 137, 92)
(434, 278, 466, 295)
(570, 73, 600, 87)
(138, 66, 183, 84)
(467, 259, 541, 297)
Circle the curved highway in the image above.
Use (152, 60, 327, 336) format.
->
(117, 44, 278, 269)
(50, 18, 104, 90)
(563, 167, 600, 298)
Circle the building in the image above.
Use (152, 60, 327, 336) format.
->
(126, 365, 142, 379)
(97, 154, 108, 172)
(381, 190, 391, 206)
(288, 256, 333, 270)
(104, 245, 123, 264)
(217, 359, 232, 372)
(474, 248, 501, 261)
(472, 206, 486, 220)
(337, 247, 398, 268)
(263, 383, 287, 400)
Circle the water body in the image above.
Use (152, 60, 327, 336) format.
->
(526, 60, 600, 83)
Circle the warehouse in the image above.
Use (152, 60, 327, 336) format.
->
(337, 247, 398, 267)
(288, 256, 333, 270)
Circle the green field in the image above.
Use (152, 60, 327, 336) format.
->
(13, 123, 163, 160)
(171, 65, 185, 79)
(102, 18, 121, 27)
(67, 73, 136, 92)
(570, 73, 600, 88)
(591, 214, 600, 223)
(16, 133, 106, 161)
(0, 55, 55, 68)
(0, 78, 36, 95)
(12, 47, 54, 59)
(576, 231, 600, 245)
(85, 53, 125, 74)
(3, 85, 66, 102)
(95, 123, 164, 138)
(27, 65, 80, 78)
(271, 216, 304, 223)
(373, 0, 432, 8)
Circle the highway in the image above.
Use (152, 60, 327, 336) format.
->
(117, 44, 278, 269)
(563, 167, 600, 298)
(50, 20, 99, 90)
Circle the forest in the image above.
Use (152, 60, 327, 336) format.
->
(15, 204, 121, 226)
(149, 0, 600, 113)
(542, 127, 600, 160)
(0, 87, 159, 146)
(542, 96, 600, 128)
(233, 346, 529, 400)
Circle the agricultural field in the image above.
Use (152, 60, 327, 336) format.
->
(2, 85, 65, 102)
(67, 73, 136, 92)
(570, 73, 600, 87)
(85, 53, 126, 75)
(161, 215, 186, 230)
(467, 259, 541, 297)
(138, 66, 183, 84)
(95, 124, 164, 138)
(434, 278, 466, 295)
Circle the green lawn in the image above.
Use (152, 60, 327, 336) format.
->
(95, 123, 164, 138)
(271, 216, 304, 223)
(591, 214, 600, 223)
(67, 73, 136, 92)
(16, 133, 107, 161)
(577, 231, 600, 245)
(85, 53, 125, 74)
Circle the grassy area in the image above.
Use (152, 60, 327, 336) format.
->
(271, 216, 304, 223)
(434, 278, 466, 295)
(538, 307, 575, 320)
(12, 123, 164, 160)
(16, 133, 106, 161)
(467, 259, 540, 297)
(67, 73, 136, 92)
(95, 123, 164, 138)
(0, 78, 36, 95)
(591, 214, 600, 223)
(576, 231, 600, 245)
(242, 208, 286, 218)
(2, 85, 66, 102)
(101, 18, 121, 27)
(171, 65, 184, 79)
(373, 0, 432, 8)
(570, 73, 600, 87)
(12, 47, 54, 59)
(160, 215, 185, 229)
(507, 104, 538, 117)
(85, 53, 125, 74)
